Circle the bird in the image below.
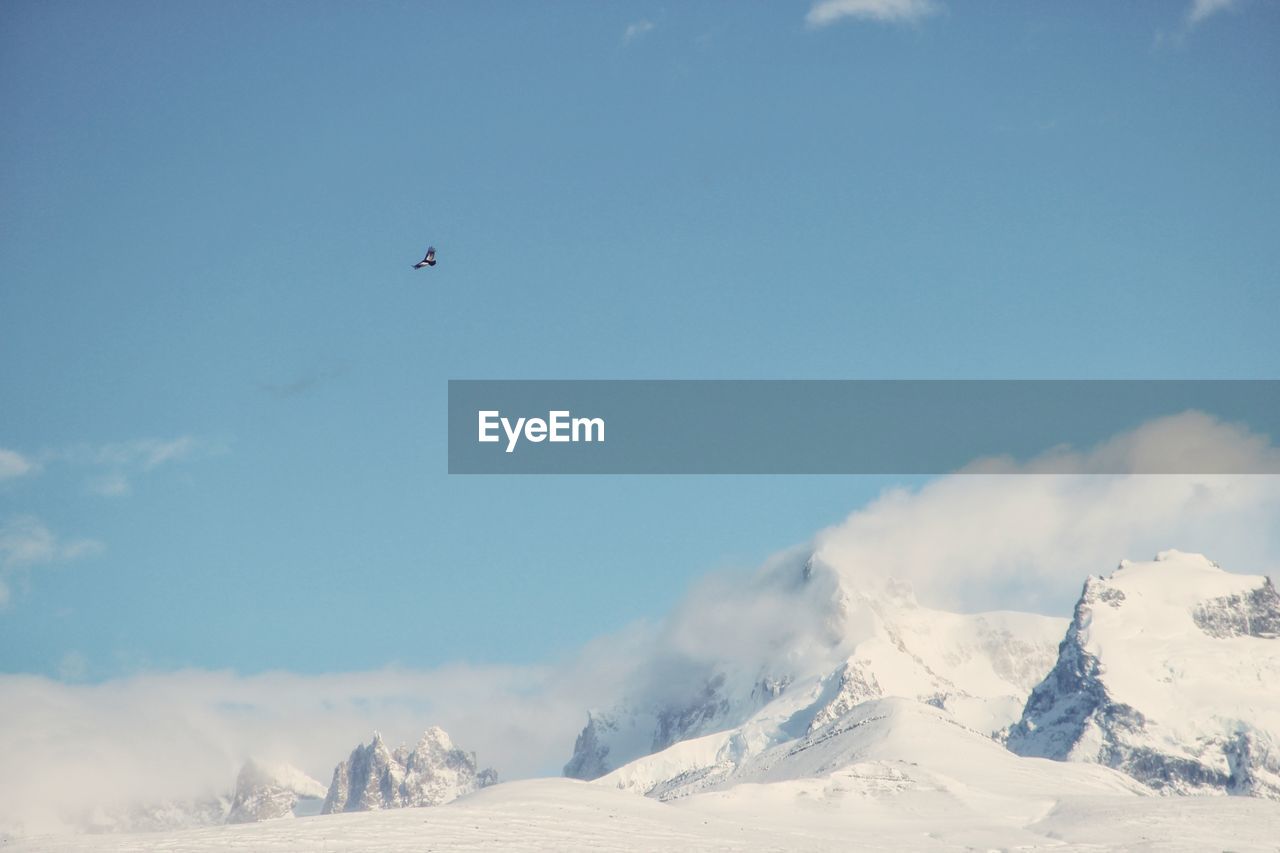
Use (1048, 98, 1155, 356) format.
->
(413, 246, 437, 269)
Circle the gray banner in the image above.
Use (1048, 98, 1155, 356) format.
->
(447, 380, 1280, 475)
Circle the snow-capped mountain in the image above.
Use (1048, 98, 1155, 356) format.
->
(225, 760, 326, 824)
(14, 552, 1280, 850)
(1006, 550, 1280, 798)
(321, 727, 497, 814)
(566, 551, 1067, 781)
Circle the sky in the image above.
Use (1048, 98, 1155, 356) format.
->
(2, 0, 1279, 688)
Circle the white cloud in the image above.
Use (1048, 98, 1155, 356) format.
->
(806, 0, 940, 28)
(0, 516, 103, 570)
(815, 412, 1280, 613)
(1188, 0, 1241, 25)
(623, 19, 654, 43)
(0, 448, 36, 481)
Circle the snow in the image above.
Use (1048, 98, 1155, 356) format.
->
(12, 772, 1280, 852)
(1007, 551, 1280, 796)
(225, 760, 325, 824)
(602, 698, 1145, 808)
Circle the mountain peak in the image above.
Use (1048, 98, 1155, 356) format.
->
(322, 728, 497, 814)
(226, 759, 325, 824)
(565, 549, 1065, 780)
(1007, 554, 1280, 797)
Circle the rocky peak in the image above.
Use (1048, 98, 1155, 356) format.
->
(322, 728, 497, 814)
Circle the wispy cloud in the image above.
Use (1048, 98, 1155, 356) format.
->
(1157, 0, 1246, 44)
(0, 515, 103, 609)
(0, 516, 102, 570)
(806, 0, 940, 28)
(85, 472, 132, 498)
(83, 437, 202, 471)
(623, 19, 655, 43)
(0, 448, 37, 481)
(1188, 0, 1242, 26)
(50, 435, 216, 497)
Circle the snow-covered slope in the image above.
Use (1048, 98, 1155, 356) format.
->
(225, 760, 326, 823)
(17, 774, 1280, 853)
(601, 697, 1144, 806)
(321, 727, 497, 814)
(566, 552, 1066, 780)
(1006, 551, 1280, 797)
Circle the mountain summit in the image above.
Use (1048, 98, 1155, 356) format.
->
(1006, 551, 1280, 797)
(322, 727, 497, 814)
(566, 551, 1066, 781)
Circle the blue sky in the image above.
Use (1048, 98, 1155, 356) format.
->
(1, 0, 1277, 680)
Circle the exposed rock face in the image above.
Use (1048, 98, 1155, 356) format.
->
(563, 713, 615, 781)
(322, 727, 497, 814)
(226, 759, 326, 824)
(1193, 578, 1280, 639)
(1006, 552, 1280, 798)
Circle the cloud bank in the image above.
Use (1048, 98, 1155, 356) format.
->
(817, 414, 1280, 615)
(0, 634, 650, 836)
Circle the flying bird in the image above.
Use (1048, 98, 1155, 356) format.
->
(413, 246, 437, 269)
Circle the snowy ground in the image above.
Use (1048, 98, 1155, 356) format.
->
(14, 775, 1280, 852)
